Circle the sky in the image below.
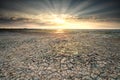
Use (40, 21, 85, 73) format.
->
(0, 0, 120, 29)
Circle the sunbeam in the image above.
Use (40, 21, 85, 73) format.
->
(0, 0, 120, 29)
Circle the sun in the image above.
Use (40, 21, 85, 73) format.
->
(36, 14, 93, 29)
(53, 17, 65, 24)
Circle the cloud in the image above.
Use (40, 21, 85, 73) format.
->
(0, 16, 63, 28)
(0, 14, 120, 29)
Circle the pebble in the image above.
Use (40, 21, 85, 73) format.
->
(0, 30, 119, 80)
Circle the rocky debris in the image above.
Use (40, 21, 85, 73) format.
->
(0, 30, 120, 80)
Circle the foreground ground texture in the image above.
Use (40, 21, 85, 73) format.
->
(0, 30, 120, 80)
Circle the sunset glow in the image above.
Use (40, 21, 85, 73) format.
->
(55, 29, 64, 33)
(0, 0, 119, 29)
(53, 17, 65, 24)
(0, 0, 120, 79)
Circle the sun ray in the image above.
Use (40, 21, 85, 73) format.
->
(73, 2, 114, 17)
(68, 0, 92, 15)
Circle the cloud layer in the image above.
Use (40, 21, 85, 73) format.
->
(0, 0, 120, 29)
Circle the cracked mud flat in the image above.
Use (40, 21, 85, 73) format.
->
(0, 30, 120, 80)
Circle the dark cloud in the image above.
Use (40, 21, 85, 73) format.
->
(0, 16, 61, 27)
(0, 16, 29, 24)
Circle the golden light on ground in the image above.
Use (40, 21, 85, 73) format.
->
(55, 29, 64, 33)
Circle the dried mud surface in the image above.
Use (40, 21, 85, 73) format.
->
(0, 30, 120, 80)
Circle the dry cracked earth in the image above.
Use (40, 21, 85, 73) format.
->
(0, 30, 120, 80)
